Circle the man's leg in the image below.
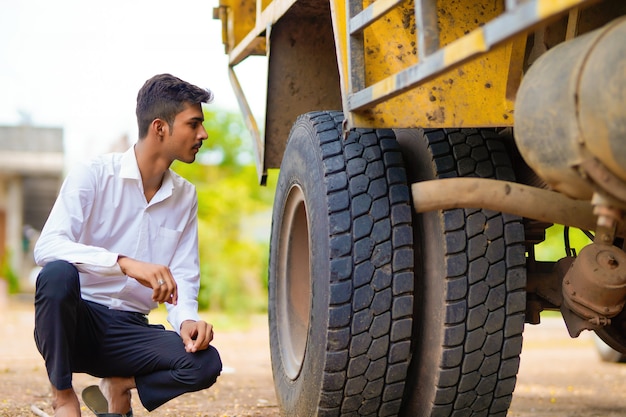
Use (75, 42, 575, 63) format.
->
(34, 260, 82, 389)
(85, 310, 222, 412)
(34, 260, 84, 416)
(133, 343, 221, 411)
(50, 388, 81, 417)
(99, 376, 135, 415)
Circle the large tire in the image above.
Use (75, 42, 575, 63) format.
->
(269, 111, 414, 416)
(593, 333, 626, 363)
(396, 129, 527, 416)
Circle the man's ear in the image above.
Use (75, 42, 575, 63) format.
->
(151, 119, 168, 137)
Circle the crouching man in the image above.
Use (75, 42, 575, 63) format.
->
(33, 74, 222, 417)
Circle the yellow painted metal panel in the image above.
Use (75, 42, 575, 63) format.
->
(260, 0, 272, 13)
(443, 31, 487, 67)
(537, 0, 591, 16)
(351, 0, 524, 128)
(216, 0, 257, 53)
(352, 42, 522, 128)
(330, 0, 351, 113)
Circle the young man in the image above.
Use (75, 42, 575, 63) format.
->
(33, 74, 222, 417)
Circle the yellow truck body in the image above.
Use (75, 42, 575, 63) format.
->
(215, 0, 626, 415)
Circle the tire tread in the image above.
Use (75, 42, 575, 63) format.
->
(306, 112, 414, 416)
(422, 128, 526, 416)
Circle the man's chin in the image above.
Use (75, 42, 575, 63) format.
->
(178, 155, 196, 164)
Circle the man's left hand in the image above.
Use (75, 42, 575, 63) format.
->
(180, 320, 214, 353)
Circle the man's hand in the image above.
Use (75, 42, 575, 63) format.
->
(180, 320, 214, 353)
(117, 256, 178, 304)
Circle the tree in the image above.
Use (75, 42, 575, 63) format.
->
(172, 109, 275, 313)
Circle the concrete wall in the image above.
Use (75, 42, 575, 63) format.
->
(0, 125, 64, 290)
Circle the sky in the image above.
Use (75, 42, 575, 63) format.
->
(0, 0, 267, 167)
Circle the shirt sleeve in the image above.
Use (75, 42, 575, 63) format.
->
(33, 161, 122, 276)
(165, 192, 202, 334)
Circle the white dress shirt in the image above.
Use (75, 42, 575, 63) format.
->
(34, 146, 201, 334)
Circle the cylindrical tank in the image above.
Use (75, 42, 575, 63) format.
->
(514, 17, 626, 201)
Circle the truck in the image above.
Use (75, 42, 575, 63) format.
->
(213, 0, 626, 415)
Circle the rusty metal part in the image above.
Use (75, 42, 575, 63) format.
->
(410, 177, 626, 238)
(561, 243, 626, 337)
(595, 309, 626, 354)
(561, 305, 609, 338)
(228, 66, 266, 185)
(592, 193, 624, 245)
(264, 11, 342, 171)
(578, 18, 626, 184)
(276, 183, 311, 380)
(525, 258, 574, 324)
(514, 17, 626, 201)
(582, 158, 626, 207)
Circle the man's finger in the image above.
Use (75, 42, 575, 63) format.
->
(193, 324, 207, 350)
(180, 324, 193, 351)
(182, 336, 194, 352)
(164, 270, 177, 304)
(170, 284, 178, 305)
(194, 323, 214, 351)
(153, 278, 167, 302)
(151, 273, 177, 303)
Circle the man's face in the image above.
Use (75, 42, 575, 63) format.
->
(165, 102, 208, 164)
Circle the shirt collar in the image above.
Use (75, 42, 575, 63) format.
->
(119, 145, 175, 204)
(120, 145, 141, 180)
(148, 172, 174, 205)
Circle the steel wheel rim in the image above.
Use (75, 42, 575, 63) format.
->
(277, 184, 312, 380)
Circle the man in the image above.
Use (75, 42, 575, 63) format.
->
(33, 74, 222, 417)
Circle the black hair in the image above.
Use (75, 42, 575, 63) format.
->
(136, 73, 213, 139)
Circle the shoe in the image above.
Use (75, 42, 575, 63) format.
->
(81, 385, 133, 417)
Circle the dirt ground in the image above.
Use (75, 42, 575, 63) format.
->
(0, 295, 279, 417)
(2, 295, 626, 417)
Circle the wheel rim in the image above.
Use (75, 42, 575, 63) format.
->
(269, 112, 415, 415)
(277, 184, 312, 380)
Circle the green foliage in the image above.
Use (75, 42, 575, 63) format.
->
(534, 224, 593, 261)
(0, 249, 20, 293)
(172, 109, 276, 313)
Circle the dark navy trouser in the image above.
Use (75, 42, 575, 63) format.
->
(34, 260, 222, 411)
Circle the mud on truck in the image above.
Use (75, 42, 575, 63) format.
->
(213, 0, 626, 415)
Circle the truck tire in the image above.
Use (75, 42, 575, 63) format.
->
(395, 128, 527, 416)
(593, 332, 626, 363)
(269, 111, 414, 416)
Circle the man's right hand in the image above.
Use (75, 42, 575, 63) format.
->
(117, 256, 178, 304)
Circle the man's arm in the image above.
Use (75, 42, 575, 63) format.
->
(34, 161, 122, 276)
(163, 193, 214, 350)
(117, 256, 179, 304)
(165, 193, 203, 334)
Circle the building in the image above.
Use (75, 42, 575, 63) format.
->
(0, 125, 64, 292)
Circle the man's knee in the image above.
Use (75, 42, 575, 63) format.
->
(180, 346, 222, 390)
(200, 346, 222, 387)
(35, 260, 79, 302)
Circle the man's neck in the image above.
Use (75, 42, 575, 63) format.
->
(133, 141, 171, 202)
